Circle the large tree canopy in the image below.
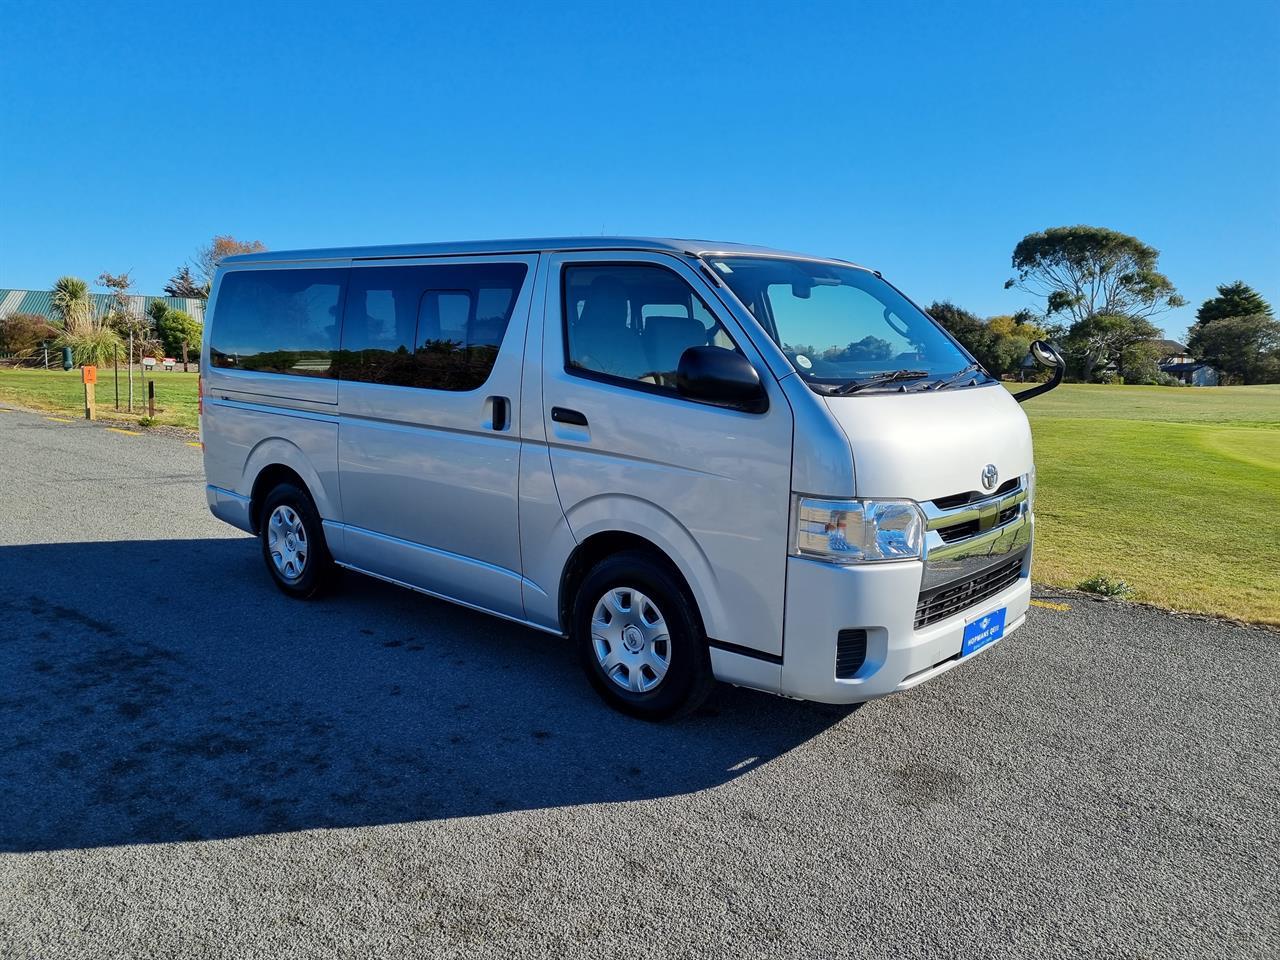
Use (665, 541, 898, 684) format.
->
(1191, 281, 1273, 329)
(1005, 225, 1184, 324)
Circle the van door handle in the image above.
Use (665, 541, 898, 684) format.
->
(488, 396, 509, 431)
(551, 406, 588, 426)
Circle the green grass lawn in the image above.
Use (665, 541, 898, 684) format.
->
(0, 368, 200, 430)
(1018, 383, 1280, 625)
(2, 368, 1276, 623)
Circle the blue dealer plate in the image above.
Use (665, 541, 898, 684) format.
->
(962, 607, 1006, 656)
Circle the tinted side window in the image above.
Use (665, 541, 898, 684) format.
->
(411, 263, 528, 391)
(210, 269, 345, 377)
(336, 266, 430, 385)
(563, 264, 737, 389)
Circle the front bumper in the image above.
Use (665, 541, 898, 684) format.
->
(777, 545, 1031, 704)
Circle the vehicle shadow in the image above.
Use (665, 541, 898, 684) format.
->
(0, 538, 850, 852)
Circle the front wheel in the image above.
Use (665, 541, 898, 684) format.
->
(259, 482, 335, 599)
(573, 551, 714, 720)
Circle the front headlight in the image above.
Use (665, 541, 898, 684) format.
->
(794, 497, 925, 563)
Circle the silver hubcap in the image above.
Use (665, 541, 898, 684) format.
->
(591, 587, 671, 693)
(267, 505, 308, 582)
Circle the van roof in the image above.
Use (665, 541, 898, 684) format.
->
(221, 236, 867, 268)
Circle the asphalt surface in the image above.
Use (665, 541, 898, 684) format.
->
(1, 404, 1277, 959)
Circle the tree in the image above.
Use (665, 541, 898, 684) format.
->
(1006, 225, 1185, 325)
(1187, 314, 1280, 384)
(50, 276, 94, 333)
(156, 309, 202, 358)
(94, 271, 152, 366)
(928, 301, 997, 369)
(163, 265, 206, 300)
(926, 302, 1048, 377)
(147, 298, 169, 326)
(1059, 312, 1162, 382)
(1191, 281, 1273, 331)
(194, 235, 266, 286)
(1118, 339, 1165, 385)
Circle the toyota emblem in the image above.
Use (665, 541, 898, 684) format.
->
(981, 464, 999, 491)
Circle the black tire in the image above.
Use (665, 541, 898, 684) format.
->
(573, 550, 715, 721)
(259, 482, 336, 599)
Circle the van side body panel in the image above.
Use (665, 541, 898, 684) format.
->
(538, 252, 795, 658)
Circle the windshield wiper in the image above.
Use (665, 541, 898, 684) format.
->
(828, 369, 930, 396)
(928, 363, 985, 391)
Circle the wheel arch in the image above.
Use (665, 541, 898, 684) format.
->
(241, 437, 337, 533)
(558, 529, 713, 641)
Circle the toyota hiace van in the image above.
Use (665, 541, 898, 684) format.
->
(201, 238, 1062, 718)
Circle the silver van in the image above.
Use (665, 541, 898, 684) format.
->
(201, 237, 1062, 719)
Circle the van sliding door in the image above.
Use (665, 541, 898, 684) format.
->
(334, 255, 537, 620)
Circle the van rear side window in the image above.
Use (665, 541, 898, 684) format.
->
(210, 269, 346, 377)
(339, 262, 528, 391)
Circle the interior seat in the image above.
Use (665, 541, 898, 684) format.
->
(572, 277, 642, 379)
(642, 315, 707, 384)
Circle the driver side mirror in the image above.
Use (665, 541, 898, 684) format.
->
(1014, 339, 1065, 404)
(677, 346, 768, 413)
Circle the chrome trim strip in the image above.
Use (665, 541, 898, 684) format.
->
(922, 483, 1027, 530)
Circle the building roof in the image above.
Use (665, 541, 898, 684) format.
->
(0, 289, 205, 324)
(1151, 338, 1189, 356)
(222, 236, 870, 269)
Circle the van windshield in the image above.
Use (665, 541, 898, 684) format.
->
(707, 256, 982, 394)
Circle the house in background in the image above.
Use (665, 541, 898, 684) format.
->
(1153, 338, 1219, 386)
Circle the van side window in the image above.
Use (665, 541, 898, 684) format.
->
(411, 264, 528, 391)
(563, 264, 738, 390)
(336, 266, 425, 385)
(210, 269, 346, 377)
(335, 262, 527, 391)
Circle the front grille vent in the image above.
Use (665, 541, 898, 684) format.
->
(835, 629, 868, 679)
(915, 551, 1025, 628)
(936, 504, 1024, 544)
(931, 477, 1019, 511)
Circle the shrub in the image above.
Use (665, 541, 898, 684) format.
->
(0, 313, 57, 357)
(156, 309, 202, 358)
(1077, 574, 1136, 599)
(58, 327, 123, 367)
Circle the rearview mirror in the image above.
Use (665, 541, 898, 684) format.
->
(1014, 339, 1065, 404)
(677, 346, 768, 413)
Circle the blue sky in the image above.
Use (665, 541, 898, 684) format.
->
(2, 0, 1277, 340)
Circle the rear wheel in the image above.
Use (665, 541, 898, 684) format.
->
(259, 482, 335, 599)
(574, 551, 714, 720)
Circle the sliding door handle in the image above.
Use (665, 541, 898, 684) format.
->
(551, 406, 588, 426)
(487, 396, 510, 431)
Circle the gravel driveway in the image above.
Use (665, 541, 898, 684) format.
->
(1, 405, 1276, 959)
